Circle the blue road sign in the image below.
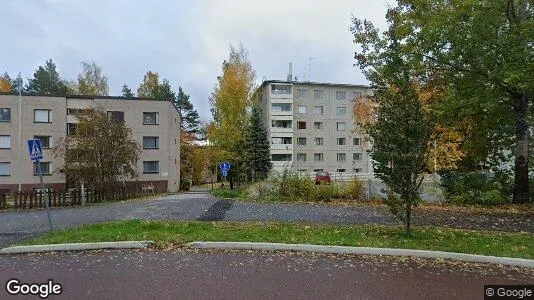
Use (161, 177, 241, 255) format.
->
(27, 139, 43, 161)
(221, 170, 228, 177)
(220, 161, 231, 172)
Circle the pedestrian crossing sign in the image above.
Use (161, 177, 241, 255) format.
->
(27, 139, 43, 161)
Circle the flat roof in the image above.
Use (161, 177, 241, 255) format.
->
(0, 92, 153, 101)
(261, 80, 369, 89)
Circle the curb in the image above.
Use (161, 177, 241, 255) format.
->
(0, 241, 154, 254)
(187, 241, 534, 268)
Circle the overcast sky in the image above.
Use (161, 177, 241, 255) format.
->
(1, 0, 392, 122)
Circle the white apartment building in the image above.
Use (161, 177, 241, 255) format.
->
(257, 80, 373, 176)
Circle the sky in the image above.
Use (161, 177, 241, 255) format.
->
(1, 0, 392, 122)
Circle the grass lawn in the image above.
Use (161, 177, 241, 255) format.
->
(21, 220, 534, 259)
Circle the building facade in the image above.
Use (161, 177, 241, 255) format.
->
(0, 94, 180, 193)
(257, 80, 373, 176)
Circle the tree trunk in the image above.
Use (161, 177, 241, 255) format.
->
(404, 203, 411, 236)
(512, 93, 530, 204)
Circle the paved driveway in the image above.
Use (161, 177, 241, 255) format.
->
(1, 190, 532, 247)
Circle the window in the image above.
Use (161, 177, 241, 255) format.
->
(297, 153, 307, 162)
(143, 112, 159, 125)
(33, 162, 51, 175)
(314, 122, 323, 130)
(337, 153, 346, 162)
(271, 85, 292, 95)
(297, 105, 306, 114)
(271, 154, 292, 161)
(297, 137, 306, 145)
(336, 122, 346, 131)
(353, 138, 361, 146)
(313, 168, 324, 172)
(353, 153, 362, 161)
(337, 91, 346, 100)
(0, 108, 11, 122)
(67, 123, 77, 136)
(337, 138, 346, 146)
(314, 153, 323, 162)
(143, 161, 159, 174)
(313, 106, 323, 115)
(271, 137, 292, 144)
(34, 109, 52, 123)
(297, 89, 307, 99)
(143, 136, 159, 149)
(314, 137, 323, 146)
(34, 136, 51, 149)
(108, 111, 125, 122)
(0, 136, 11, 149)
(297, 121, 306, 129)
(337, 107, 347, 115)
(314, 90, 324, 99)
(0, 162, 10, 176)
(353, 168, 362, 173)
(337, 169, 346, 173)
(67, 108, 92, 115)
(271, 103, 292, 112)
(272, 120, 292, 128)
(353, 91, 362, 100)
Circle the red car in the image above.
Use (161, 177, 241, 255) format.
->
(315, 171, 331, 185)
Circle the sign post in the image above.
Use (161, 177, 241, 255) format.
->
(27, 139, 53, 232)
(219, 161, 231, 185)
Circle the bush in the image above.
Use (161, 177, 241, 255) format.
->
(341, 178, 366, 200)
(275, 171, 315, 200)
(440, 171, 511, 205)
(313, 183, 340, 202)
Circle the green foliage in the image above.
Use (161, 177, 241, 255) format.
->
(342, 178, 366, 201)
(1, 72, 22, 94)
(121, 84, 134, 98)
(211, 188, 247, 199)
(440, 172, 512, 206)
(243, 107, 272, 181)
(174, 87, 200, 133)
(25, 58, 68, 96)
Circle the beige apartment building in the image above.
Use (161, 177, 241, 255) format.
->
(0, 94, 180, 193)
(257, 80, 373, 176)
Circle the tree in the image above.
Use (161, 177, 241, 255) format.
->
(25, 59, 68, 96)
(122, 84, 134, 98)
(76, 62, 109, 96)
(395, 0, 532, 203)
(2, 73, 23, 94)
(137, 71, 160, 98)
(208, 44, 257, 188)
(180, 131, 195, 190)
(153, 78, 175, 102)
(243, 106, 272, 181)
(0, 77, 11, 93)
(351, 10, 433, 235)
(174, 87, 200, 133)
(53, 107, 141, 190)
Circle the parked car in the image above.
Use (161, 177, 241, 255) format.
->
(315, 171, 331, 185)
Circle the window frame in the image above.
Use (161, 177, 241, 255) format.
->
(313, 153, 323, 162)
(313, 122, 323, 130)
(296, 153, 307, 162)
(0, 108, 11, 122)
(337, 153, 346, 162)
(337, 106, 347, 115)
(297, 137, 307, 146)
(297, 89, 307, 99)
(314, 137, 323, 146)
(33, 162, 51, 175)
(313, 90, 324, 99)
(336, 91, 347, 100)
(353, 138, 361, 146)
(297, 121, 307, 129)
(337, 138, 346, 146)
(143, 161, 160, 174)
(143, 136, 160, 149)
(297, 105, 306, 114)
(353, 153, 362, 161)
(107, 111, 125, 122)
(143, 112, 159, 125)
(34, 109, 52, 123)
(0, 162, 10, 176)
(336, 122, 346, 131)
(313, 106, 324, 115)
(0, 135, 11, 149)
(34, 135, 52, 149)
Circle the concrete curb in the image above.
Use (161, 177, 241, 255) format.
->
(187, 242, 534, 268)
(0, 241, 154, 254)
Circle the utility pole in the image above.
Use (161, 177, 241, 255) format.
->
(307, 57, 314, 82)
(18, 73, 22, 192)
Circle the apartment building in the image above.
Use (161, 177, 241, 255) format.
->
(257, 80, 373, 175)
(0, 94, 180, 193)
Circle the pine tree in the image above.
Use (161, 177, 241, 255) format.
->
(174, 86, 200, 133)
(25, 59, 68, 96)
(244, 107, 272, 181)
(122, 84, 134, 98)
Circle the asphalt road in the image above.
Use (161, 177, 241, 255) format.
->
(0, 249, 532, 300)
(1, 190, 532, 247)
